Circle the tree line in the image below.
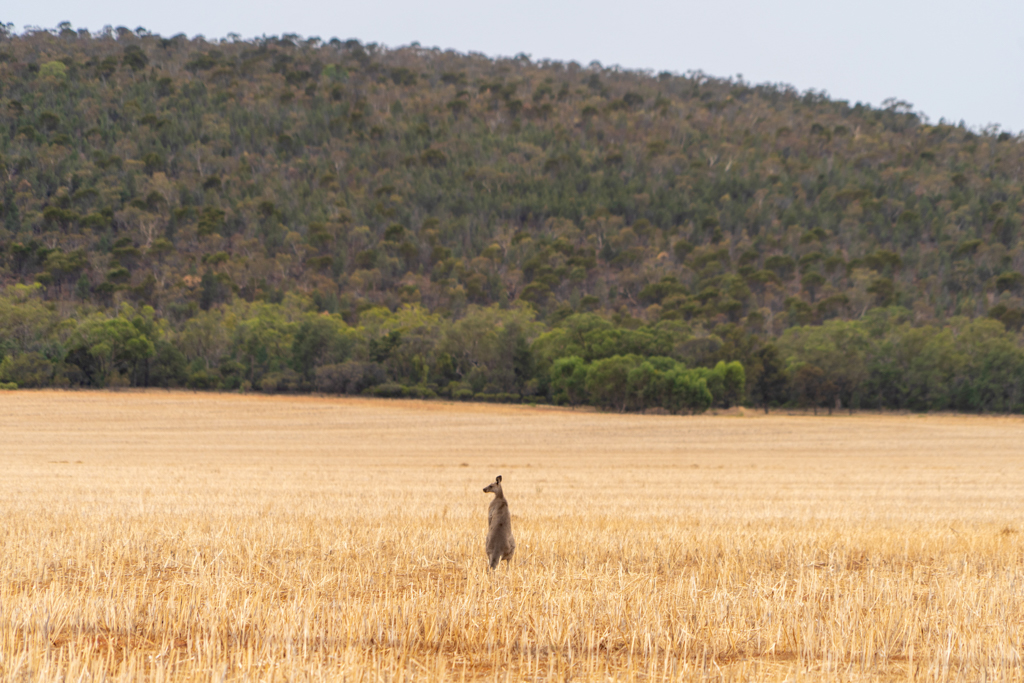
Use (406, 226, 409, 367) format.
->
(3, 283, 1024, 414)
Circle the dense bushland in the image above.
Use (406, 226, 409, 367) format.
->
(1, 26, 1023, 411)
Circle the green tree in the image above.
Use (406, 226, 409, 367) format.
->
(716, 360, 746, 408)
(778, 320, 870, 412)
(667, 368, 713, 414)
(291, 314, 357, 383)
(953, 318, 1024, 412)
(585, 355, 639, 411)
(122, 45, 149, 71)
(0, 352, 55, 388)
(549, 355, 588, 407)
(230, 304, 295, 388)
(0, 284, 59, 358)
(179, 309, 231, 371)
(148, 341, 188, 387)
(750, 344, 788, 413)
(626, 360, 660, 412)
(441, 303, 542, 395)
(791, 363, 833, 414)
(67, 305, 157, 386)
(39, 60, 67, 81)
(359, 305, 444, 387)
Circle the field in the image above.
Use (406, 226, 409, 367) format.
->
(2, 392, 1024, 681)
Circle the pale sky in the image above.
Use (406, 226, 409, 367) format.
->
(6, 0, 1024, 132)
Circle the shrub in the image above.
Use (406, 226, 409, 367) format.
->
(0, 352, 54, 388)
(366, 382, 407, 398)
(186, 369, 220, 390)
(315, 361, 385, 394)
(259, 369, 304, 393)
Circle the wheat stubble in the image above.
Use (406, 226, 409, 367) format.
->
(2, 390, 1023, 681)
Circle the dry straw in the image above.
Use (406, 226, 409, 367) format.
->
(1, 391, 1023, 681)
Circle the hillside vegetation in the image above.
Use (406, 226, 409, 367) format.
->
(2, 25, 1024, 411)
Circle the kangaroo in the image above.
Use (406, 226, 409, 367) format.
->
(483, 475, 515, 569)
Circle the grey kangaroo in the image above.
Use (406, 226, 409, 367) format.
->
(483, 475, 515, 569)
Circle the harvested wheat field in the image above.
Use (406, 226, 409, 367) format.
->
(2, 392, 1024, 681)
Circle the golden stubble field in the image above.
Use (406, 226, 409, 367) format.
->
(2, 392, 1024, 682)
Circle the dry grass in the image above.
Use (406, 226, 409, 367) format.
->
(2, 391, 1024, 681)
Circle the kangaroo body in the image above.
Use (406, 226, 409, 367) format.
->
(483, 475, 515, 569)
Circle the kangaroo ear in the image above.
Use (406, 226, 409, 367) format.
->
(496, 475, 502, 483)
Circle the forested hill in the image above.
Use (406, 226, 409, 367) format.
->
(2, 26, 1024, 413)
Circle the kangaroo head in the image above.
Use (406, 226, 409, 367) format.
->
(482, 475, 503, 494)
